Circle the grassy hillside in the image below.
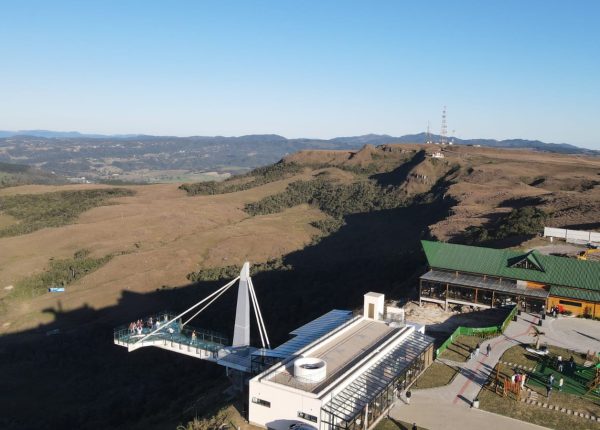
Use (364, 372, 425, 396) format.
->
(1, 144, 600, 429)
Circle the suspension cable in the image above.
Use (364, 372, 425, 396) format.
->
(182, 280, 234, 326)
(249, 277, 270, 349)
(133, 276, 239, 345)
(248, 277, 266, 348)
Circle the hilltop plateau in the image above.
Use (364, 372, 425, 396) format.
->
(0, 144, 599, 429)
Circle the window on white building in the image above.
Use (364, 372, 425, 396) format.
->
(252, 397, 271, 407)
(298, 411, 318, 423)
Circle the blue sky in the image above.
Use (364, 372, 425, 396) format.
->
(1, 1, 599, 148)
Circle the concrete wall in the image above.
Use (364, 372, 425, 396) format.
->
(249, 379, 322, 430)
(544, 227, 600, 244)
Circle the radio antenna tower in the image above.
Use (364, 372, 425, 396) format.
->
(426, 121, 432, 144)
(440, 106, 448, 145)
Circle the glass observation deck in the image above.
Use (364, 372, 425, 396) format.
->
(113, 311, 229, 358)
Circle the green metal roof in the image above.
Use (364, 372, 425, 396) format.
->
(549, 286, 600, 303)
(421, 240, 600, 293)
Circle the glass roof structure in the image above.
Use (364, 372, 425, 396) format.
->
(321, 331, 433, 421)
(252, 309, 355, 359)
(421, 270, 549, 299)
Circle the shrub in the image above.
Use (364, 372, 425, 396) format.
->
(495, 206, 548, 238)
(464, 206, 548, 244)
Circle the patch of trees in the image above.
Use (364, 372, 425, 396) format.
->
(464, 206, 548, 244)
(179, 162, 303, 196)
(10, 249, 113, 299)
(0, 187, 135, 237)
(187, 258, 291, 283)
(244, 178, 409, 219)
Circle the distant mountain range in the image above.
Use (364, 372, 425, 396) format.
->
(0, 130, 141, 139)
(0, 131, 597, 182)
(1, 129, 596, 155)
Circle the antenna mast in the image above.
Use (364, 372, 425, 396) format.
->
(426, 121, 431, 144)
(440, 106, 448, 145)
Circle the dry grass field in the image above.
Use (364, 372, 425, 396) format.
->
(0, 174, 323, 334)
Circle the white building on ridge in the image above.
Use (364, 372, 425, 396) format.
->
(249, 293, 434, 430)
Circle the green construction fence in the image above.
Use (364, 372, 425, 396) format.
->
(435, 305, 518, 358)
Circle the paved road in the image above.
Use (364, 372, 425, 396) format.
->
(391, 313, 600, 429)
(542, 317, 600, 354)
(390, 396, 548, 430)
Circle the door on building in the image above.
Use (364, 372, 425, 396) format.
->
(368, 303, 375, 319)
(524, 298, 545, 314)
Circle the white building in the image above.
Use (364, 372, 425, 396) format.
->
(249, 293, 434, 430)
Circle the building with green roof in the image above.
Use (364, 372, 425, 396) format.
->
(419, 240, 600, 318)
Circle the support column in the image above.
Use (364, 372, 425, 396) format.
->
(445, 284, 449, 311)
(232, 263, 251, 347)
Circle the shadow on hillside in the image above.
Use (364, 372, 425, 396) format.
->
(563, 221, 600, 230)
(371, 150, 426, 187)
(0, 181, 456, 430)
(499, 196, 546, 209)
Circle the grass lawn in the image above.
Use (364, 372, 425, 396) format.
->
(499, 343, 541, 369)
(374, 417, 428, 430)
(478, 345, 600, 430)
(499, 344, 599, 399)
(500, 344, 588, 370)
(527, 357, 600, 400)
(413, 362, 458, 389)
(478, 384, 600, 430)
(438, 335, 482, 362)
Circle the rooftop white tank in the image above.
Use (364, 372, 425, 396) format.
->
(294, 357, 327, 383)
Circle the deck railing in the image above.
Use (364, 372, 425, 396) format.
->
(114, 311, 228, 354)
